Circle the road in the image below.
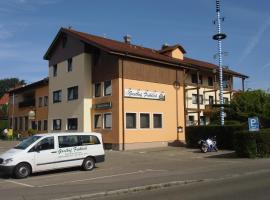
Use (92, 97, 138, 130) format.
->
(1, 141, 270, 200)
(99, 168, 270, 200)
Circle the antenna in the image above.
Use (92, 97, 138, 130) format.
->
(212, 0, 227, 126)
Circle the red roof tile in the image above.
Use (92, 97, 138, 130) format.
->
(0, 93, 9, 105)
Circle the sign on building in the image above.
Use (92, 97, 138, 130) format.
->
(248, 117, 259, 132)
(124, 89, 165, 101)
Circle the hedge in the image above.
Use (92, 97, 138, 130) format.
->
(185, 125, 245, 149)
(234, 129, 270, 158)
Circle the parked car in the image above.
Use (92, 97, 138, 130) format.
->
(0, 132, 105, 178)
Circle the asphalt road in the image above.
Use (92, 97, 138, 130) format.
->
(1, 141, 270, 200)
(98, 168, 270, 200)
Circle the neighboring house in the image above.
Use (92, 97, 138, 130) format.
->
(8, 78, 49, 136)
(43, 27, 247, 150)
(0, 93, 9, 119)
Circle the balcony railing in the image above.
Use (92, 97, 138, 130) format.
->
(19, 99, 35, 108)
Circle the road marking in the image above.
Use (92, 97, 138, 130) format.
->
(38, 169, 163, 188)
(5, 180, 34, 187)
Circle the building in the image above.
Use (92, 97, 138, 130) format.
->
(43, 28, 247, 150)
(8, 78, 49, 136)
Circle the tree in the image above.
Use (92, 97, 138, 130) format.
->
(0, 78, 26, 98)
(211, 90, 270, 128)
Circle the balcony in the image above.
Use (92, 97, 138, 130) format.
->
(19, 99, 35, 108)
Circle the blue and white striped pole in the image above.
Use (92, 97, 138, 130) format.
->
(213, 0, 226, 126)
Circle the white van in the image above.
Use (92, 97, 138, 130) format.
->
(0, 132, 105, 179)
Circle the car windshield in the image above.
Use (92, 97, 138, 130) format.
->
(14, 136, 42, 150)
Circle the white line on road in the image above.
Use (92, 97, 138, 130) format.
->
(5, 180, 34, 187)
(38, 169, 165, 188)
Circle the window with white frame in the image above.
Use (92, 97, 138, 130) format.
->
(126, 113, 136, 129)
(94, 114, 102, 129)
(67, 86, 78, 101)
(104, 80, 112, 96)
(104, 113, 112, 129)
(67, 118, 78, 130)
(53, 90, 62, 103)
(94, 83, 102, 97)
(153, 114, 162, 128)
(53, 119, 61, 130)
(67, 58, 72, 72)
(44, 96, 48, 106)
(140, 113, 150, 129)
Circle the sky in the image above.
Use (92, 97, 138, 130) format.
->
(0, 0, 269, 91)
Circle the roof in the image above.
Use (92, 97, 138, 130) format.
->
(158, 44, 186, 54)
(44, 27, 248, 79)
(9, 78, 49, 94)
(0, 93, 9, 105)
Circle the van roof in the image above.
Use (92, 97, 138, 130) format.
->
(35, 132, 102, 137)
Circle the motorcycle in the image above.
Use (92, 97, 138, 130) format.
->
(198, 136, 218, 153)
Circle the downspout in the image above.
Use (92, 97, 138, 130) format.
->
(175, 70, 179, 140)
(121, 58, 125, 150)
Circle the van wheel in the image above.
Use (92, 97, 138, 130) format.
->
(82, 157, 95, 171)
(14, 163, 31, 179)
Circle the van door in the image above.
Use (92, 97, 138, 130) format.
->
(30, 136, 58, 172)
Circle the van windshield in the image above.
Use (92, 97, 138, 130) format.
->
(14, 136, 42, 150)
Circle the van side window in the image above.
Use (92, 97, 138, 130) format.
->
(58, 135, 79, 148)
(80, 135, 100, 145)
(36, 137, 54, 151)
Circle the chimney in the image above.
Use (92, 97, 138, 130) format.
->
(123, 34, 131, 44)
(162, 43, 169, 49)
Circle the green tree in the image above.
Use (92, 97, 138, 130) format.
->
(211, 90, 270, 128)
(0, 78, 26, 98)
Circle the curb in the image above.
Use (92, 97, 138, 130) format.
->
(51, 179, 203, 200)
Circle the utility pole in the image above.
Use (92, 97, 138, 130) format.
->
(212, 0, 227, 126)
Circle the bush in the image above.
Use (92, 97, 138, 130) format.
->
(234, 129, 270, 158)
(186, 125, 244, 149)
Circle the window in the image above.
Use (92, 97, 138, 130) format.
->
(24, 117, 28, 131)
(53, 64, 57, 77)
(209, 96, 214, 105)
(104, 80, 112, 96)
(44, 120, 48, 131)
(223, 97, 229, 104)
(14, 117, 18, 131)
(44, 96, 48, 106)
(58, 135, 79, 148)
(68, 86, 78, 101)
(104, 113, 112, 129)
(192, 94, 203, 104)
(35, 137, 54, 151)
(188, 116, 194, 126)
(140, 113, 150, 128)
(67, 118, 78, 130)
(191, 74, 197, 84)
(80, 135, 100, 145)
(126, 113, 136, 129)
(200, 116, 206, 125)
(53, 119, 61, 130)
(94, 83, 101, 97)
(53, 90, 62, 103)
(38, 121, 42, 131)
(199, 75, 203, 84)
(38, 97, 43, 107)
(31, 121, 37, 130)
(19, 117, 23, 131)
(94, 114, 102, 129)
(67, 58, 73, 72)
(208, 77, 214, 86)
(153, 114, 162, 128)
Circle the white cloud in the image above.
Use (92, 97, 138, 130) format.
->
(238, 16, 270, 64)
(260, 61, 270, 71)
